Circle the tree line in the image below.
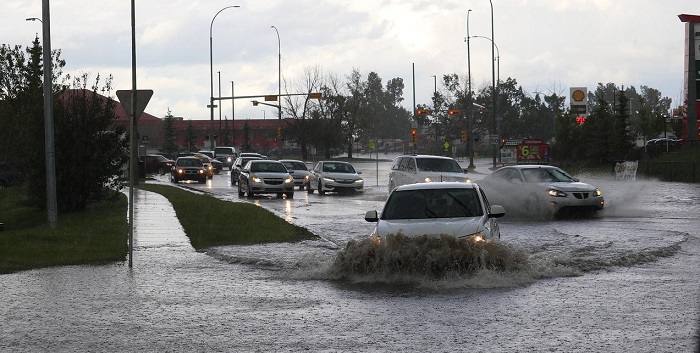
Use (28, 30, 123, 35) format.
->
(0, 38, 677, 215)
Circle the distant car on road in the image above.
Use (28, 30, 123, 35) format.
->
(388, 154, 470, 192)
(214, 146, 237, 170)
(478, 165, 604, 219)
(307, 161, 364, 195)
(237, 159, 294, 198)
(279, 159, 310, 190)
(170, 156, 207, 184)
(364, 182, 505, 241)
(230, 156, 263, 185)
(192, 153, 222, 177)
(0, 162, 23, 189)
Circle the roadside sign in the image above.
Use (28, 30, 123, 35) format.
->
(489, 134, 499, 145)
(116, 89, 153, 121)
(264, 95, 278, 101)
(443, 141, 450, 151)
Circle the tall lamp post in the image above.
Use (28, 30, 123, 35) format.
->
(209, 5, 240, 151)
(489, 0, 497, 169)
(271, 26, 281, 119)
(466, 9, 475, 169)
(27, 9, 57, 228)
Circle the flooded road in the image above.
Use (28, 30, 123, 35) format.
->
(1, 156, 698, 352)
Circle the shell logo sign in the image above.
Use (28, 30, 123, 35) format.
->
(570, 87, 588, 119)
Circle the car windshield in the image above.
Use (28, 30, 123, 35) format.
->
(521, 168, 575, 183)
(322, 162, 355, 173)
(283, 161, 307, 171)
(415, 158, 463, 173)
(382, 188, 483, 220)
(155, 155, 169, 162)
(250, 162, 287, 173)
(177, 159, 201, 167)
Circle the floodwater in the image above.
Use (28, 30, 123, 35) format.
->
(1, 156, 698, 352)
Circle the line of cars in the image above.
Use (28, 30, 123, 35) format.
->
(364, 154, 605, 243)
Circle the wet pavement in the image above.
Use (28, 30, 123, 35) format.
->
(1, 163, 699, 352)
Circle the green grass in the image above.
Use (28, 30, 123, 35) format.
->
(0, 188, 128, 274)
(137, 183, 316, 250)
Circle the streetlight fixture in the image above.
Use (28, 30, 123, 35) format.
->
(271, 26, 281, 119)
(431, 75, 437, 94)
(26, 9, 57, 228)
(471, 35, 500, 91)
(209, 5, 240, 151)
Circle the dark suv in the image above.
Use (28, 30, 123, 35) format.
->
(170, 157, 207, 184)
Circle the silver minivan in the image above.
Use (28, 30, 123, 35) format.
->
(388, 154, 471, 192)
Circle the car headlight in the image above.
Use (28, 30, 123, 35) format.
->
(548, 189, 567, 197)
(355, 179, 363, 184)
(465, 230, 487, 242)
(227, 157, 232, 162)
(284, 176, 294, 183)
(323, 177, 334, 182)
(304, 175, 309, 180)
(252, 176, 262, 183)
(198, 170, 204, 174)
(178, 169, 184, 174)
(424, 177, 432, 183)
(594, 188, 602, 197)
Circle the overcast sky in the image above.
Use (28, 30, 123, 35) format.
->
(3, 0, 697, 121)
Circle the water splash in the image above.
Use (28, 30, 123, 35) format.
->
(329, 233, 531, 282)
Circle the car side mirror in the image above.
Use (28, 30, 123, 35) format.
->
(357, 171, 363, 174)
(489, 205, 506, 218)
(462, 168, 469, 174)
(364, 210, 379, 222)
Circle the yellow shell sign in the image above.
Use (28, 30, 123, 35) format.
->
(571, 89, 586, 102)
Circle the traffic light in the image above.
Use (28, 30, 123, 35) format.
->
(448, 109, 461, 116)
(277, 127, 282, 138)
(411, 129, 417, 143)
(501, 138, 506, 147)
(461, 129, 467, 143)
(416, 109, 430, 116)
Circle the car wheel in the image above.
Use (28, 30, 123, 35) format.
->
(286, 192, 294, 199)
(237, 184, 244, 197)
(244, 183, 253, 198)
(307, 183, 314, 194)
(198, 178, 206, 184)
(276, 192, 283, 198)
(170, 176, 177, 183)
(158, 167, 165, 175)
(318, 180, 325, 195)
(388, 181, 395, 192)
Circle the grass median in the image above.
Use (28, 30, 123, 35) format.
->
(0, 188, 128, 274)
(137, 183, 316, 250)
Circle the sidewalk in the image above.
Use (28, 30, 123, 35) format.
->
(131, 188, 192, 252)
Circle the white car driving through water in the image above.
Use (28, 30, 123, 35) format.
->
(364, 182, 505, 241)
(478, 165, 604, 219)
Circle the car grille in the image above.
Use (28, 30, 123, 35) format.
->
(572, 192, 589, 199)
(264, 178, 285, 185)
(336, 179, 355, 184)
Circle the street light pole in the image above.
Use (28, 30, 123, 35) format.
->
(209, 5, 239, 151)
(230, 80, 235, 146)
(217, 70, 222, 147)
(466, 9, 475, 169)
(27, 4, 57, 228)
(431, 75, 437, 94)
(271, 26, 281, 120)
(489, 0, 497, 169)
